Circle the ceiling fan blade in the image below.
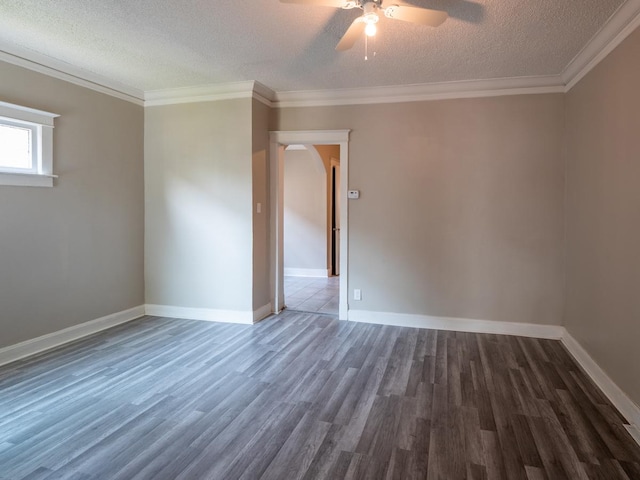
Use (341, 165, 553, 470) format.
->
(335, 17, 366, 51)
(384, 5, 448, 27)
(280, 0, 355, 7)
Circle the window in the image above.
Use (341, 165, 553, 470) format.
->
(0, 101, 59, 187)
(0, 120, 37, 173)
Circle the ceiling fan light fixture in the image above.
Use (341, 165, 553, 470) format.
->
(365, 22, 377, 37)
(363, 10, 379, 37)
(363, 12, 379, 24)
(279, 0, 448, 51)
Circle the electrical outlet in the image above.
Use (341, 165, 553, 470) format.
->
(354, 289, 362, 301)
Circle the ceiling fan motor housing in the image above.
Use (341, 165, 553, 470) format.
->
(358, 0, 383, 9)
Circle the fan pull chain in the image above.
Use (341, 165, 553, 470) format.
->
(365, 34, 368, 61)
(364, 33, 377, 61)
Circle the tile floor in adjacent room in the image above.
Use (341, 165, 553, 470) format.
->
(284, 275, 339, 315)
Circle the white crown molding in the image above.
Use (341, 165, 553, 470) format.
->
(563, 0, 640, 91)
(347, 310, 565, 339)
(0, 46, 144, 106)
(2, 0, 639, 109)
(252, 81, 277, 107)
(126, 76, 565, 110)
(143, 0, 640, 108)
(143, 80, 275, 107)
(0, 305, 145, 368)
(272, 76, 565, 108)
(562, 331, 640, 445)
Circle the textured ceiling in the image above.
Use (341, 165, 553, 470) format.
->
(0, 0, 627, 93)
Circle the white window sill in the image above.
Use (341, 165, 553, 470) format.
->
(0, 172, 57, 188)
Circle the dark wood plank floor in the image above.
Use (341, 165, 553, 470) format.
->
(0, 311, 639, 479)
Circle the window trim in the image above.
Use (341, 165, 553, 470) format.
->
(0, 101, 59, 188)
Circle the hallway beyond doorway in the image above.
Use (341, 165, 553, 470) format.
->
(284, 275, 339, 315)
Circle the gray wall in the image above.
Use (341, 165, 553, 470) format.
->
(252, 99, 271, 311)
(274, 94, 566, 324)
(565, 27, 640, 406)
(284, 148, 328, 273)
(144, 98, 254, 312)
(0, 60, 144, 349)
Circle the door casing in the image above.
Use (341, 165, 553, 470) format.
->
(269, 130, 350, 320)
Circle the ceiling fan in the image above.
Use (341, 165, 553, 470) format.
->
(280, 0, 448, 51)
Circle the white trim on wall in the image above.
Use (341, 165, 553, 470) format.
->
(270, 130, 350, 320)
(145, 304, 264, 325)
(0, 46, 144, 105)
(0, 305, 145, 367)
(346, 308, 640, 446)
(144, 81, 275, 107)
(272, 76, 565, 108)
(284, 268, 330, 278)
(347, 310, 565, 339)
(0, 300, 637, 447)
(561, 331, 640, 445)
(0, 100, 60, 187)
(253, 303, 274, 322)
(2, 3, 640, 107)
(563, 0, 640, 91)
(626, 425, 640, 447)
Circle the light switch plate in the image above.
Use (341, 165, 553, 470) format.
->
(348, 190, 360, 199)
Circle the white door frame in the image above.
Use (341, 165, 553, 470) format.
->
(269, 130, 350, 320)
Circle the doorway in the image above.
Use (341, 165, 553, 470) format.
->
(269, 130, 350, 320)
(282, 145, 339, 314)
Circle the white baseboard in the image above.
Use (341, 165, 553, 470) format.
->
(347, 310, 564, 339)
(145, 304, 258, 325)
(0, 305, 145, 368)
(561, 331, 640, 445)
(253, 303, 273, 322)
(146, 303, 272, 324)
(626, 425, 640, 446)
(347, 309, 640, 447)
(284, 268, 329, 278)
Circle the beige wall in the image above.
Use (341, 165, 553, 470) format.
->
(565, 27, 640, 406)
(274, 95, 566, 324)
(284, 149, 328, 272)
(0, 60, 144, 349)
(144, 98, 254, 312)
(252, 99, 271, 310)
